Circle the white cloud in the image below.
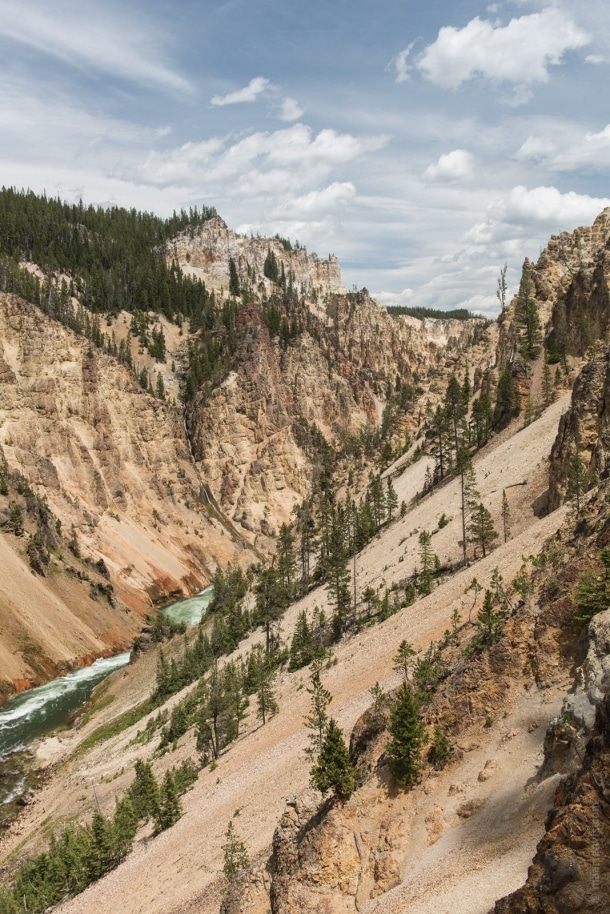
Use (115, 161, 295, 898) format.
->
(0, 1, 190, 93)
(210, 76, 272, 106)
(278, 97, 304, 121)
(398, 8, 590, 101)
(513, 123, 610, 173)
(131, 126, 387, 220)
(394, 42, 416, 83)
(373, 288, 414, 308)
(585, 54, 607, 64)
(464, 186, 610, 252)
(271, 182, 356, 217)
(501, 185, 610, 225)
(550, 124, 610, 171)
(515, 136, 558, 162)
(236, 182, 358, 248)
(423, 149, 475, 182)
(139, 138, 226, 185)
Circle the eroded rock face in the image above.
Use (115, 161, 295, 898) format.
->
(164, 215, 344, 300)
(495, 693, 610, 914)
(549, 344, 610, 509)
(494, 209, 610, 413)
(269, 790, 407, 914)
(542, 607, 610, 778)
(187, 292, 487, 544)
(0, 293, 248, 682)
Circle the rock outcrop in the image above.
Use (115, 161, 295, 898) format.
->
(495, 692, 610, 914)
(549, 344, 610, 509)
(494, 209, 610, 422)
(164, 214, 344, 300)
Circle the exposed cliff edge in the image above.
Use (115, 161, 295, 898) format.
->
(163, 214, 344, 301)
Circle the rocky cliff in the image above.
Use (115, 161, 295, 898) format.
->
(185, 286, 488, 544)
(494, 208, 610, 423)
(548, 343, 610, 509)
(0, 292, 250, 688)
(164, 214, 344, 301)
(495, 505, 610, 913)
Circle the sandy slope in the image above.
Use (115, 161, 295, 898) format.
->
(0, 396, 571, 914)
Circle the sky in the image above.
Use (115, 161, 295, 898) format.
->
(1, 0, 609, 317)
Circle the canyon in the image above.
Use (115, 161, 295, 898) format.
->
(1, 204, 610, 913)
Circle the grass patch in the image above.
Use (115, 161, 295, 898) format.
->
(77, 698, 155, 755)
(80, 682, 116, 726)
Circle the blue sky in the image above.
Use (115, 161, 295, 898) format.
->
(1, 0, 609, 316)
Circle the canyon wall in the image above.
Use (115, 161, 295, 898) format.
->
(0, 292, 250, 687)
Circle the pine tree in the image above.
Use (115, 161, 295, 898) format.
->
(566, 452, 589, 516)
(495, 365, 521, 425)
(523, 395, 536, 427)
(393, 639, 416, 682)
(111, 796, 138, 864)
(222, 820, 249, 881)
(385, 477, 398, 522)
(471, 391, 493, 448)
(369, 474, 386, 530)
(461, 366, 471, 406)
(254, 562, 286, 655)
(263, 248, 279, 283)
(456, 449, 479, 566)
(250, 645, 278, 725)
(223, 660, 248, 738)
(476, 589, 504, 646)
(501, 489, 511, 543)
(7, 502, 24, 536)
(427, 727, 453, 769)
(418, 529, 436, 594)
(293, 498, 315, 587)
(445, 375, 467, 459)
(574, 547, 610, 622)
(228, 257, 240, 296)
(128, 760, 160, 822)
(153, 771, 182, 833)
(469, 502, 499, 558)
(496, 263, 508, 313)
(310, 718, 356, 801)
(386, 683, 427, 787)
(314, 469, 336, 578)
(429, 403, 449, 482)
(196, 662, 234, 762)
(412, 643, 444, 701)
(289, 610, 323, 670)
(88, 811, 114, 880)
(515, 264, 542, 359)
(304, 664, 332, 758)
(277, 522, 296, 597)
(542, 356, 553, 407)
(326, 507, 351, 639)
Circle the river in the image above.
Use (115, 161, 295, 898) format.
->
(160, 584, 214, 627)
(0, 585, 214, 817)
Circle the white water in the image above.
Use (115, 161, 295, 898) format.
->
(0, 588, 214, 810)
(0, 652, 131, 758)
